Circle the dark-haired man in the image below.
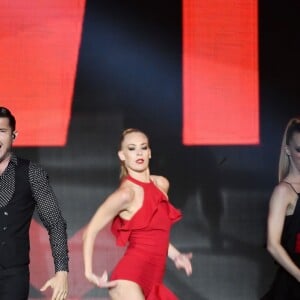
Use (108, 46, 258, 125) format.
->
(0, 107, 69, 300)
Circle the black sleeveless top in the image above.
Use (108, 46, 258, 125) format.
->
(261, 182, 300, 300)
(281, 182, 300, 263)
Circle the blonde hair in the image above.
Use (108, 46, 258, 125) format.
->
(278, 118, 300, 182)
(119, 128, 149, 180)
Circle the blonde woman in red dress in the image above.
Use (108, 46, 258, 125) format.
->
(83, 128, 192, 300)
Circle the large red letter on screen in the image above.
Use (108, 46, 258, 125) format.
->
(183, 0, 259, 145)
(0, 0, 85, 146)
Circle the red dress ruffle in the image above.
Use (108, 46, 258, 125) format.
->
(147, 284, 178, 300)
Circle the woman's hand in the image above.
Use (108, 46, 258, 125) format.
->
(85, 270, 118, 288)
(174, 252, 193, 276)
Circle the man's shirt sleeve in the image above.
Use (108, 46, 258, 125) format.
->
(29, 162, 69, 272)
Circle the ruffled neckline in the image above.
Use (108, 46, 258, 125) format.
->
(111, 175, 182, 246)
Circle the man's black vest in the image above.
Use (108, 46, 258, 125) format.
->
(0, 158, 35, 268)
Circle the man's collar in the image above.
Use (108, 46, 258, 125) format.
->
(10, 153, 18, 165)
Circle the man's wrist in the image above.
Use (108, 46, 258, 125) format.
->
(55, 270, 68, 275)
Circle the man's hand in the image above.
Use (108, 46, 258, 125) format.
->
(40, 271, 68, 300)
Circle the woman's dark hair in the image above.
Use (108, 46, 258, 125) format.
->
(0, 107, 16, 131)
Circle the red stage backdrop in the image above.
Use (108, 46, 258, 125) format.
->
(0, 0, 85, 146)
(183, 0, 259, 145)
(0, 1, 260, 299)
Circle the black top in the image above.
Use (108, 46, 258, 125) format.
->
(0, 153, 69, 272)
(281, 182, 300, 262)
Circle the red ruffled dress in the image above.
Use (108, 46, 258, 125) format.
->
(110, 175, 182, 299)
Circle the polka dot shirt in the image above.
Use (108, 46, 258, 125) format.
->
(0, 153, 69, 272)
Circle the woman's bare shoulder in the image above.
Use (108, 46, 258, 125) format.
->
(275, 181, 296, 195)
(113, 183, 135, 204)
(270, 181, 297, 205)
(151, 175, 170, 193)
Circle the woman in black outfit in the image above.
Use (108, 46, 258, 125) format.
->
(262, 118, 300, 299)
